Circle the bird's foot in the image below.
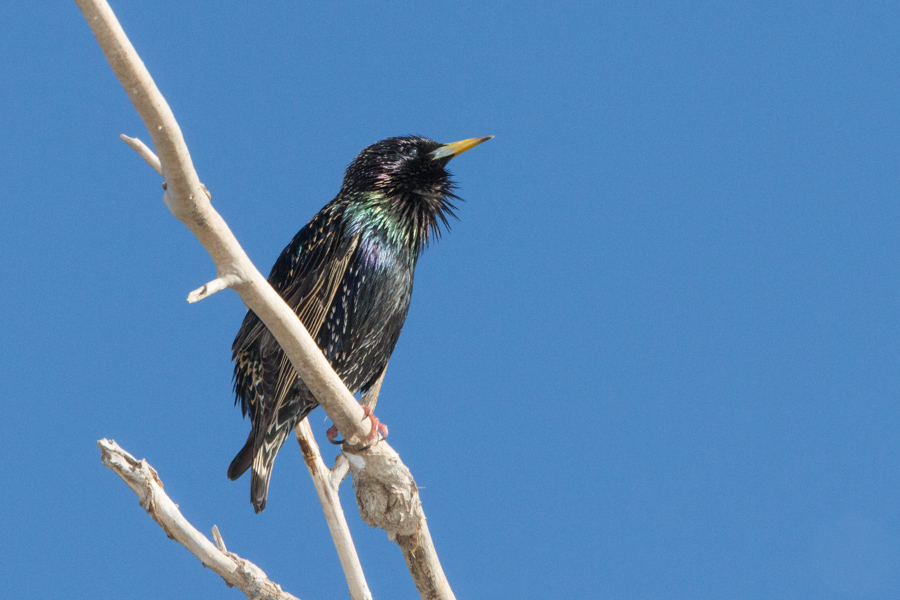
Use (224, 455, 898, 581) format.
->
(325, 408, 388, 447)
(326, 425, 342, 445)
(362, 406, 389, 442)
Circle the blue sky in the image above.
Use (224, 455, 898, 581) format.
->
(3, 2, 900, 599)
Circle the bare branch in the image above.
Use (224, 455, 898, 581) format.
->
(345, 445, 456, 600)
(295, 421, 373, 600)
(97, 439, 301, 600)
(77, 2, 458, 598)
(75, 0, 372, 446)
(120, 134, 162, 174)
(397, 522, 455, 600)
(330, 454, 351, 489)
(187, 273, 241, 303)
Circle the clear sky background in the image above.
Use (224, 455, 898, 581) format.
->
(2, 2, 900, 599)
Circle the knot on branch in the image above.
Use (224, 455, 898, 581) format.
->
(233, 556, 287, 600)
(347, 445, 422, 540)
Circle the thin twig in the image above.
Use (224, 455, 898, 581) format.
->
(97, 439, 301, 600)
(187, 273, 241, 303)
(212, 525, 228, 552)
(120, 134, 161, 174)
(331, 454, 351, 489)
(295, 421, 372, 600)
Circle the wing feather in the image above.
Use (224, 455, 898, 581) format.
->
(232, 201, 360, 427)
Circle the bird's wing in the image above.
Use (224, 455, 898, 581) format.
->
(232, 202, 360, 421)
(233, 203, 350, 353)
(269, 233, 360, 409)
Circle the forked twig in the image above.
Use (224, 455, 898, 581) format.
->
(76, 1, 457, 598)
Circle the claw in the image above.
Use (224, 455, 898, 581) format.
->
(326, 425, 343, 445)
(325, 408, 388, 447)
(361, 406, 389, 442)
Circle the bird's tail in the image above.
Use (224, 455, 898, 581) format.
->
(227, 435, 255, 481)
(249, 427, 292, 513)
(228, 396, 318, 513)
(226, 424, 291, 513)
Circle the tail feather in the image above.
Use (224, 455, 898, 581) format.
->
(249, 427, 292, 513)
(229, 394, 319, 513)
(227, 434, 255, 481)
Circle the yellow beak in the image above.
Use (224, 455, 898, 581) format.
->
(429, 136, 494, 160)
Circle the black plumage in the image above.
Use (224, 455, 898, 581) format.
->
(228, 135, 491, 512)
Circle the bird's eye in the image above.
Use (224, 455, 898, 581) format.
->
(408, 147, 419, 159)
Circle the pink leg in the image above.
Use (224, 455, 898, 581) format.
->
(326, 424, 341, 444)
(361, 406, 389, 442)
(326, 409, 388, 445)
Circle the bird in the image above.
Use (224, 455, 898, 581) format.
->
(227, 135, 492, 512)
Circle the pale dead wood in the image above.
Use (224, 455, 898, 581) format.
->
(295, 421, 372, 600)
(397, 522, 455, 600)
(120, 134, 161, 174)
(97, 439, 301, 600)
(76, 2, 458, 598)
(344, 445, 455, 600)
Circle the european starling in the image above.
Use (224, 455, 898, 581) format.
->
(228, 135, 492, 512)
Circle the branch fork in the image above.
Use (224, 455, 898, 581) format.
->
(76, 1, 457, 599)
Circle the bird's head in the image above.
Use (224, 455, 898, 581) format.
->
(341, 135, 492, 250)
